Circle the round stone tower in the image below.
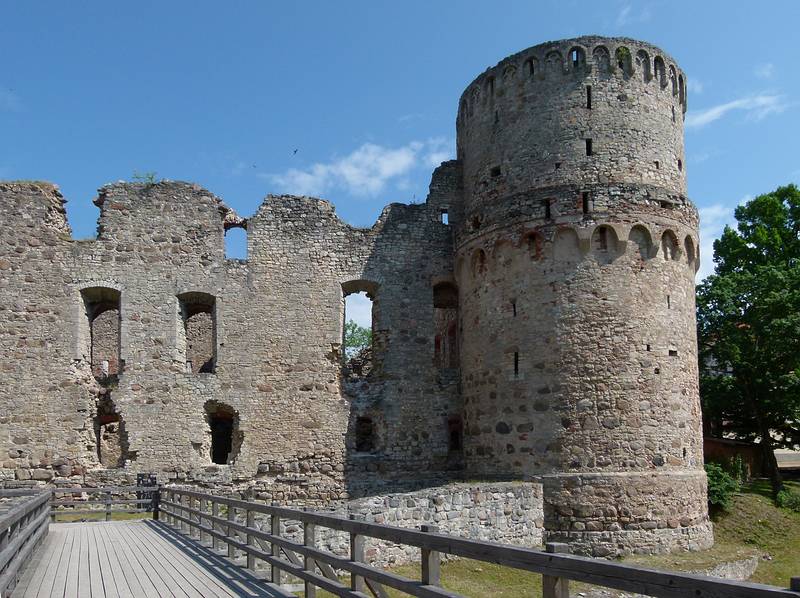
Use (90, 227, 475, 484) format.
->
(454, 36, 713, 555)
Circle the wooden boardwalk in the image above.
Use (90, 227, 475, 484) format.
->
(12, 520, 293, 598)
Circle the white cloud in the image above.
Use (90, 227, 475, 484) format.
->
(685, 93, 789, 129)
(754, 63, 775, 79)
(266, 138, 454, 198)
(697, 196, 750, 279)
(686, 79, 704, 94)
(615, 3, 651, 27)
(0, 89, 21, 112)
(345, 292, 372, 329)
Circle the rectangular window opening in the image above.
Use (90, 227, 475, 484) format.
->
(654, 160, 660, 170)
(586, 85, 592, 109)
(490, 166, 502, 178)
(513, 352, 519, 377)
(585, 138, 593, 156)
(669, 349, 678, 357)
(440, 209, 449, 225)
(554, 162, 561, 171)
(581, 192, 590, 215)
(544, 199, 552, 220)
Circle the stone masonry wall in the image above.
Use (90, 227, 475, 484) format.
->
(0, 35, 711, 558)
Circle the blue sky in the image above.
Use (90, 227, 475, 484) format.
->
(2, 1, 798, 319)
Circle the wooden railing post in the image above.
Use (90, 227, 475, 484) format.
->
(104, 491, 112, 522)
(199, 498, 208, 544)
(304, 511, 317, 598)
(420, 524, 441, 587)
(349, 513, 366, 593)
(181, 494, 189, 533)
(543, 542, 570, 598)
(270, 503, 282, 586)
(212, 501, 220, 551)
(226, 503, 236, 559)
(152, 487, 160, 521)
(191, 496, 199, 538)
(246, 509, 255, 570)
(49, 489, 55, 523)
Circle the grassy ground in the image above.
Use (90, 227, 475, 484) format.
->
(305, 478, 800, 596)
(52, 511, 153, 523)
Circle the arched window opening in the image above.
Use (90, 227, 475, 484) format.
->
(486, 76, 495, 97)
(433, 282, 459, 369)
(342, 281, 377, 378)
(654, 56, 667, 88)
(615, 47, 632, 77)
(355, 417, 375, 453)
(81, 287, 121, 382)
(95, 392, 129, 468)
(592, 46, 611, 73)
(635, 50, 651, 82)
(205, 401, 241, 465)
(684, 236, 696, 265)
(629, 226, 653, 262)
(178, 292, 216, 374)
(570, 47, 586, 69)
(679, 74, 686, 105)
(525, 58, 536, 77)
(545, 50, 563, 75)
(669, 66, 678, 96)
(224, 224, 247, 261)
(661, 231, 680, 261)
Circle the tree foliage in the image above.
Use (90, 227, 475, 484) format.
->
(344, 320, 372, 357)
(697, 184, 800, 495)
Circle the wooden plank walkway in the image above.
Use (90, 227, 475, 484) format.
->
(12, 520, 294, 598)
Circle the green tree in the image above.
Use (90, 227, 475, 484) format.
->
(344, 320, 372, 358)
(697, 184, 800, 497)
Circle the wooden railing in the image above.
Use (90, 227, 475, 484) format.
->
(0, 491, 50, 597)
(161, 486, 800, 598)
(50, 485, 160, 522)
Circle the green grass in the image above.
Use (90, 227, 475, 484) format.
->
(53, 511, 153, 523)
(305, 479, 800, 596)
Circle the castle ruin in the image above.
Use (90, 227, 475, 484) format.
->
(0, 36, 713, 557)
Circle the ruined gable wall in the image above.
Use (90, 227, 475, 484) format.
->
(0, 169, 461, 501)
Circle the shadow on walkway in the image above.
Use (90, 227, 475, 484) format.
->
(145, 519, 294, 597)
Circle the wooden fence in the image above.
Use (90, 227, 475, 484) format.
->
(50, 484, 160, 522)
(0, 491, 50, 597)
(160, 486, 800, 598)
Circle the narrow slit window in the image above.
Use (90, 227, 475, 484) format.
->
(581, 192, 590, 215)
(487, 76, 495, 96)
(667, 295, 671, 309)
(511, 300, 517, 317)
(677, 159, 683, 171)
(585, 138, 593, 156)
(654, 160, 660, 170)
(544, 199, 552, 220)
(646, 344, 651, 352)
(586, 85, 592, 109)
(672, 105, 676, 123)
(513, 352, 519, 377)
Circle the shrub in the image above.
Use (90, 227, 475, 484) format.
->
(776, 489, 800, 512)
(705, 462, 740, 510)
